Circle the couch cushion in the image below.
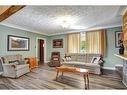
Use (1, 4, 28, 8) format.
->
(76, 54, 86, 62)
(62, 61, 82, 64)
(18, 60, 25, 64)
(15, 64, 29, 70)
(84, 63, 100, 67)
(66, 53, 77, 61)
(62, 61, 100, 67)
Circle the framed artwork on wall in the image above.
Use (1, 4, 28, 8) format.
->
(115, 31, 124, 48)
(8, 35, 30, 51)
(53, 39, 63, 48)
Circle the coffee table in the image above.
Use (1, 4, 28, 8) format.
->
(55, 65, 89, 89)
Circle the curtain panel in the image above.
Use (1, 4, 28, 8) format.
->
(67, 33, 80, 53)
(67, 30, 106, 56)
(86, 29, 106, 56)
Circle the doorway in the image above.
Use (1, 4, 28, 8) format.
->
(38, 39, 44, 64)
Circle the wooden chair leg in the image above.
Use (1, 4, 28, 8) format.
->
(56, 70, 59, 80)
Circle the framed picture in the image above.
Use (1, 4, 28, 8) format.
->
(8, 35, 30, 51)
(91, 57, 101, 64)
(53, 39, 63, 48)
(115, 31, 124, 48)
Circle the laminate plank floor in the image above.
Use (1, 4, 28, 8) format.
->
(0, 64, 126, 89)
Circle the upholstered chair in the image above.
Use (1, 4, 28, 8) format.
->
(1, 54, 30, 78)
(48, 52, 61, 67)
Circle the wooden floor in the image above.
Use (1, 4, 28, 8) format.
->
(0, 64, 126, 89)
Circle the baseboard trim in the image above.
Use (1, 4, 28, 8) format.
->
(102, 67, 115, 70)
(45, 61, 50, 63)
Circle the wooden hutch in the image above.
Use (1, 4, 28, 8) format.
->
(115, 9, 127, 87)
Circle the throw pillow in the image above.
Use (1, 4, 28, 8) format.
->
(65, 56, 71, 61)
(9, 60, 19, 65)
(91, 57, 101, 64)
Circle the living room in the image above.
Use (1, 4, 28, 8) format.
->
(0, 5, 127, 90)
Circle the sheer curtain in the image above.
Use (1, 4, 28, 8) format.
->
(67, 33, 80, 53)
(86, 29, 106, 56)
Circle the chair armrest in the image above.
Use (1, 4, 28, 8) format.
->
(2, 64, 16, 71)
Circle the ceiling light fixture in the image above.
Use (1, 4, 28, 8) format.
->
(56, 15, 75, 28)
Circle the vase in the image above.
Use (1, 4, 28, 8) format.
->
(119, 44, 124, 55)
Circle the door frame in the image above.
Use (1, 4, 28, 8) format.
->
(36, 37, 46, 63)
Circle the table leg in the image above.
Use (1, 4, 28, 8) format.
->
(84, 74, 87, 89)
(86, 73, 89, 89)
(56, 70, 59, 80)
(84, 73, 89, 90)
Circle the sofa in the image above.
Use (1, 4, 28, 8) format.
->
(62, 53, 104, 75)
(0, 54, 30, 78)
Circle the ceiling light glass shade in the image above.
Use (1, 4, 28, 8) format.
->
(61, 22, 70, 28)
(56, 15, 75, 28)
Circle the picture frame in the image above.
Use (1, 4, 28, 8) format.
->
(53, 39, 63, 48)
(8, 35, 30, 51)
(115, 31, 124, 48)
(91, 57, 101, 64)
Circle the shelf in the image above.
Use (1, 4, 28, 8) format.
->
(114, 54, 127, 60)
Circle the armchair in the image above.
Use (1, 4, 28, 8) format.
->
(48, 52, 61, 67)
(1, 54, 30, 78)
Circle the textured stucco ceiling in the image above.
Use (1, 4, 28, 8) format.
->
(0, 6, 125, 36)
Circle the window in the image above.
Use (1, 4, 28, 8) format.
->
(80, 32, 87, 53)
(67, 29, 106, 55)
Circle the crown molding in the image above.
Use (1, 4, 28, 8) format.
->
(0, 23, 49, 36)
(49, 24, 122, 36)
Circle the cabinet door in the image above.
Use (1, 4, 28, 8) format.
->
(123, 60, 127, 86)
